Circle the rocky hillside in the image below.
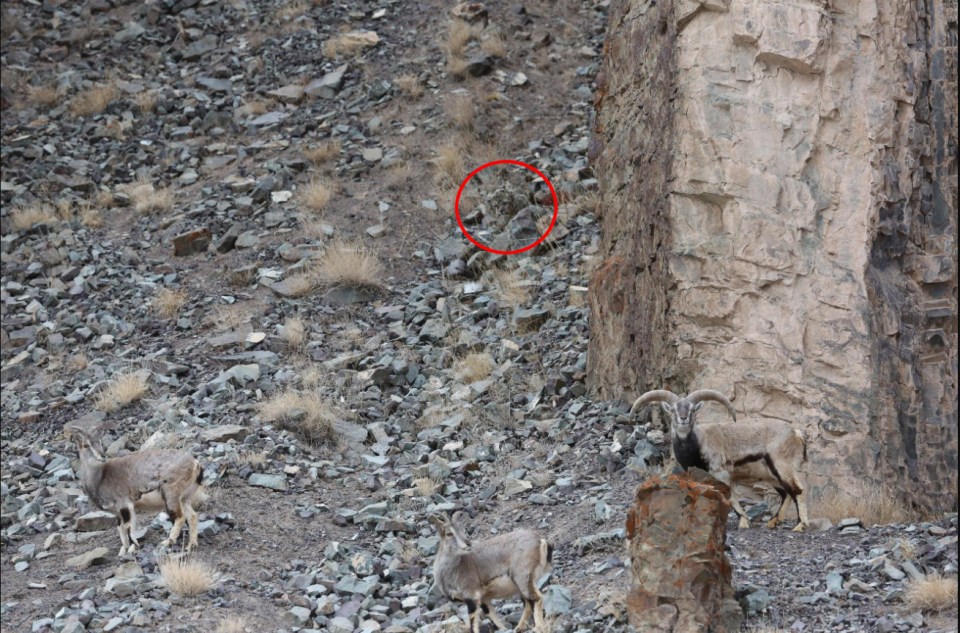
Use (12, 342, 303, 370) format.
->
(1, 0, 957, 632)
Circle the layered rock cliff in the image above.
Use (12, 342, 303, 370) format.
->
(588, 0, 958, 510)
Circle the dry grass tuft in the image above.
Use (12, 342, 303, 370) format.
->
(281, 317, 308, 350)
(445, 56, 471, 80)
(154, 287, 188, 320)
(67, 354, 90, 372)
(257, 389, 337, 446)
(488, 266, 531, 307)
(386, 163, 413, 191)
(10, 203, 57, 231)
(70, 83, 119, 117)
(304, 140, 341, 166)
(26, 84, 59, 109)
(433, 141, 465, 186)
(298, 177, 334, 214)
(135, 90, 158, 114)
(395, 74, 424, 99)
(273, 0, 309, 22)
(904, 574, 958, 613)
(816, 483, 913, 526)
(445, 20, 481, 57)
(158, 556, 216, 597)
(78, 203, 103, 228)
(454, 352, 495, 383)
(413, 477, 440, 497)
(280, 272, 318, 298)
(216, 616, 248, 633)
(445, 95, 475, 129)
(95, 372, 148, 413)
(481, 33, 508, 58)
(125, 175, 174, 214)
(237, 99, 269, 117)
(313, 240, 384, 288)
(95, 190, 115, 208)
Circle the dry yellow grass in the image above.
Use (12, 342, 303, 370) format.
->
(413, 477, 440, 497)
(481, 34, 508, 58)
(239, 450, 268, 469)
(26, 84, 59, 109)
(433, 141, 465, 185)
(298, 177, 334, 214)
(95, 190, 115, 208)
(279, 272, 317, 298)
(445, 19, 481, 57)
(95, 372, 148, 413)
(125, 175, 174, 214)
(70, 83, 118, 117)
(257, 389, 337, 445)
(216, 617, 248, 633)
(313, 240, 384, 288)
(304, 140, 341, 166)
(904, 574, 958, 613)
(79, 203, 103, 228)
(816, 483, 912, 525)
(488, 266, 531, 307)
(158, 556, 216, 597)
(67, 354, 90, 372)
(395, 74, 424, 99)
(386, 163, 413, 190)
(445, 95, 475, 129)
(273, 0, 308, 21)
(10, 203, 57, 231)
(281, 317, 307, 350)
(154, 287, 188, 320)
(135, 90, 157, 114)
(237, 99, 269, 117)
(454, 352, 495, 383)
(445, 56, 471, 80)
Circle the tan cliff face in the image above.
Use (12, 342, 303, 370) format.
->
(588, 0, 957, 510)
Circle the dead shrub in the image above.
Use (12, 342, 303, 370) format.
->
(298, 177, 334, 214)
(26, 84, 59, 109)
(454, 352, 495, 383)
(158, 556, 216, 597)
(433, 141, 464, 186)
(904, 573, 958, 613)
(304, 140, 341, 166)
(154, 287, 188, 320)
(257, 389, 337, 446)
(10, 203, 57, 231)
(395, 74, 424, 99)
(445, 95, 475, 129)
(67, 354, 90, 372)
(487, 266, 531, 307)
(135, 90, 158, 114)
(445, 56, 471, 80)
(125, 175, 174, 214)
(481, 33, 507, 58)
(815, 483, 913, 526)
(216, 617, 248, 633)
(279, 272, 317, 298)
(445, 19, 481, 57)
(70, 83, 118, 117)
(79, 203, 103, 228)
(386, 163, 413, 190)
(313, 240, 384, 288)
(94, 372, 148, 413)
(281, 317, 307, 350)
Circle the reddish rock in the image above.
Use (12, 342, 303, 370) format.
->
(625, 470, 742, 633)
(172, 228, 211, 256)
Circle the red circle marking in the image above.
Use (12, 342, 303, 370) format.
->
(454, 159, 559, 256)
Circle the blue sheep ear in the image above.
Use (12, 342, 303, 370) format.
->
(694, 402, 704, 411)
(659, 402, 673, 415)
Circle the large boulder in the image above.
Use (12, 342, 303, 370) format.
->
(625, 470, 742, 633)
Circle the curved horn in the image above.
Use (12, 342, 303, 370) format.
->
(686, 389, 737, 422)
(629, 389, 680, 414)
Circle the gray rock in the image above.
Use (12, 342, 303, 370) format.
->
(542, 585, 572, 615)
(201, 425, 251, 443)
(66, 547, 111, 568)
(76, 511, 116, 532)
(248, 473, 287, 491)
